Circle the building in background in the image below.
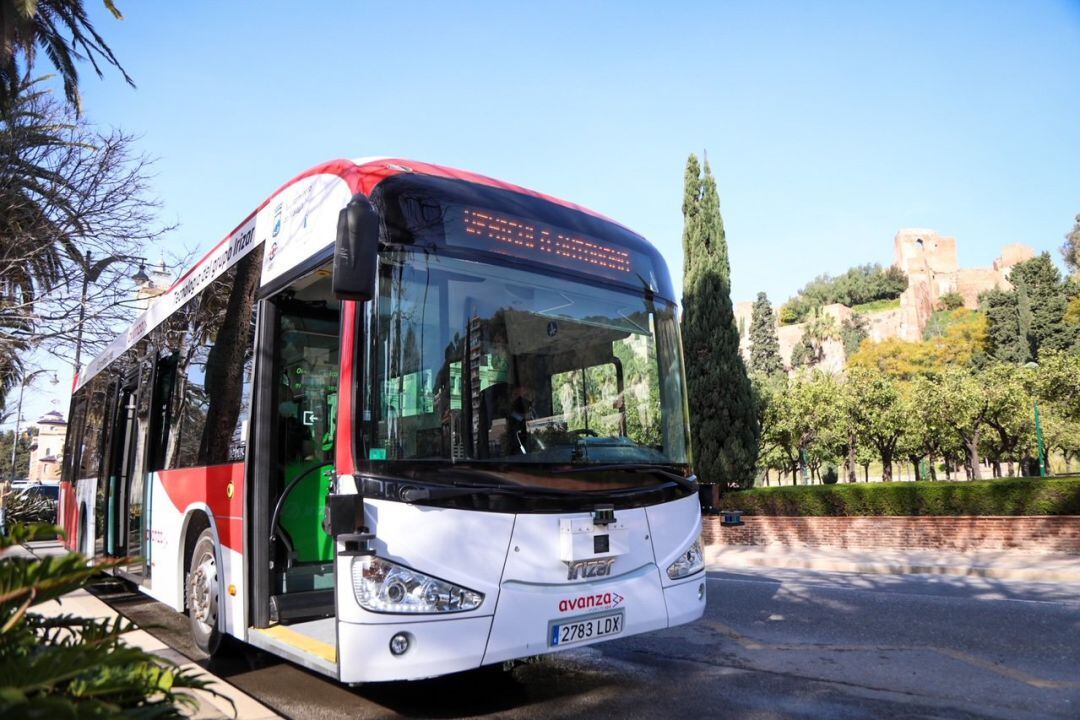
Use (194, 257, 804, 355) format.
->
(27, 410, 67, 483)
(134, 259, 173, 309)
(734, 229, 1035, 372)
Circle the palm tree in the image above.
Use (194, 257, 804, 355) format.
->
(0, 0, 133, 115)
(0, 77, 78, 408)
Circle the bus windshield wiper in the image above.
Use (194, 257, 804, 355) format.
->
(552, 464, 699, 493)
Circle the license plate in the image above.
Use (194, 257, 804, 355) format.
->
(548, 610, 624, 647)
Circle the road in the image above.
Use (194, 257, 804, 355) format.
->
(91, 567, 1080, 719)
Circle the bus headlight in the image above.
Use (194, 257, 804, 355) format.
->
(351, 557, 483, 613)
(666, 537, 704, 580)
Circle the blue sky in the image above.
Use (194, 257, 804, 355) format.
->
(8, 0, 1080, 426)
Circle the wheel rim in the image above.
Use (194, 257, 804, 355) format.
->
(189, 549, 218, 630)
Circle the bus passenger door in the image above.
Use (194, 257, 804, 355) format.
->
(251, 265, 341, 630)
(105, 375, 138, 561)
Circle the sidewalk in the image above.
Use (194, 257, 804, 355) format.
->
(705, 543, 1080, 583)
(12, 541, 279, 720)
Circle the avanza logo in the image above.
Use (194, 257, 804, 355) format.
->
(558, 592, 624, 613)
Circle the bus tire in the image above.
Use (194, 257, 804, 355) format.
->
(186, 529, 224, 656)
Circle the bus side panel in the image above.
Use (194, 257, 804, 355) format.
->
(148, 464, 247, 638)
(645, 492, 704, 588)
(644, 493, 707, 627)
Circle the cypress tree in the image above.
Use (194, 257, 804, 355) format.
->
(981, 288, 1029, 363)
(1063, 213, 1080, 276)
(680, 155, 759, 488)
(681, 154, 702, 278)
(1009, 253, 1077, 357)
(750, 292, 784, 376)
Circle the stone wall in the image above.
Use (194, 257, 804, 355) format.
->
(702, 515, 1080, 554)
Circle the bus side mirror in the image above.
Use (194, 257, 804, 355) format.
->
(333, 194, 379, 301)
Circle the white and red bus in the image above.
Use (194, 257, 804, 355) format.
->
(59, 157, 705, 682)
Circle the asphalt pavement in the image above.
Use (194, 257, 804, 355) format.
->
(85, 565, 1080, 719)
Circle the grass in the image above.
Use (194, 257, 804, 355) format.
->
(723, 476, 1080, 516)
(850, 297, 901, 314)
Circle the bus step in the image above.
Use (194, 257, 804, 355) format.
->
(269, 589, 335, 625)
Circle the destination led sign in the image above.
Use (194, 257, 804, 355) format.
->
(457, 207, 633, 275)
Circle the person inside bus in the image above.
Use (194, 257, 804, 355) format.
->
(507, 384, 535, 455)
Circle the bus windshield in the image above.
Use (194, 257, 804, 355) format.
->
(370, 250, 691, 475)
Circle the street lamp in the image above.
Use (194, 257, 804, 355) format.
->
(7, 369, 60, 481)
(73, 251, 147, 373)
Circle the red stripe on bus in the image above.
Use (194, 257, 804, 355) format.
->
(59, 480, 77, 550)
(158, 463, 246, 553)
(336, 300, 358, 475)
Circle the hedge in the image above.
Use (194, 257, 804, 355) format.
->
(723, 477, 1080, 517)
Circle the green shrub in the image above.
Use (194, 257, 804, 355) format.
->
(0, 524, 224, 718)
(723, 477, 1080, 516)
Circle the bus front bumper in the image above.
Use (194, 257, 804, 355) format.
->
(336, 568, 706, 683)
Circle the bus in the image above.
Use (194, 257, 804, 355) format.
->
(59, 157, 705, 683)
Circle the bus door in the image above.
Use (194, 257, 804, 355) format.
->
(105, 372, 138, 563)
(250, 265, 341, 642)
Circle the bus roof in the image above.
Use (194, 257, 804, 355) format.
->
(75, 158, 640, 391)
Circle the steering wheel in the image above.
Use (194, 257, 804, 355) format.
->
(571, 428, 599, 437)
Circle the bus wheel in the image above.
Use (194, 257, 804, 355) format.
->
(186, 529, 223, 655)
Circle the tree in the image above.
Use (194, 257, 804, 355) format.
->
(980, 288, 1028, 364)
(779, 264, 908, 323)
(938, 367, 989, 479)
(789, 335, 815, 369)
(897, 383, 929, 481)
(840, 313, 869, 357)
(788, 371, 843, 483)
(0, 0, 134, 116)
(1063, 213, 1080, 276)
(979, 363, 1034, 477)
(0, 427, 33, 479)
(904, 374, 969, 480)
(749, 292, 784, 376)
(680, 154, 757, 488)
(0, 79, 174, 414)
(1043, 404, 1080, 473)
(754, 373, 798, 484)
(937, 291, 965, 311)
(790, 310, 837, 369)
(1036, 350, 1080, 422)
(845, 367, 906, 481)
(1009, 253, 1077, 357)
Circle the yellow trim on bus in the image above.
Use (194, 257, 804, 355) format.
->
(252, 625, 337, 663)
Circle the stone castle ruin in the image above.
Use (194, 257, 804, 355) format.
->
(735, 229, 1035, 372)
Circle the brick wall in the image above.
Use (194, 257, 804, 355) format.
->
(702, 515, 1080, 554)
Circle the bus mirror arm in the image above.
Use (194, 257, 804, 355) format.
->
(324, 493, 374, 557)
(332, 194, 380, 302)
(338, 531, 375, 558)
